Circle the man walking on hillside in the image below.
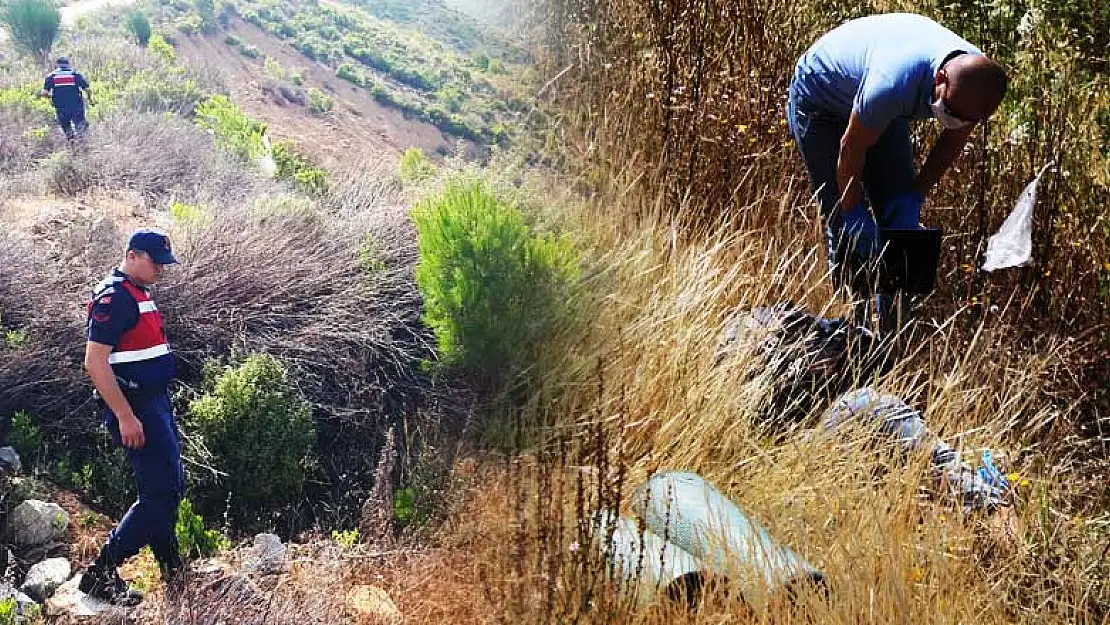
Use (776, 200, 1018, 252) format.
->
(81, 229, 186, 606)
(786, 13, 1008, 332)
(40, 56, 93, 140)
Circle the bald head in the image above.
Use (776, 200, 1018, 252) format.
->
(937, 53, 1008, 123)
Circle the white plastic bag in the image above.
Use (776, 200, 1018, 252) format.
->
(257, 132, 278, 177)
(982, 162, 1053, 272)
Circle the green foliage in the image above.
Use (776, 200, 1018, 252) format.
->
(398, 147, 436, 183)
(223, 34, 240, 46)
(170, 201, 210, 226)
(3, 329, 27, 349)
(175, 12, 203, 34)
(149, 33, 177, 63)
(264, 56, 285, 79)
(331, 528, 360, 549)
(335, 61, 364, 85)
(0, 84, 55, 117)
(306, 87, 332, 114)
(0, 0, 60, 60)
(239, 43, 261, 58)
(412, 181, 579, 384)
(290, 71, 303, 86)
(10, 410, 42, 466)
(472, 52, 489, 72)
(271, 141, 330, 195)
(175, 499, 231, 559)
(126, 9, 152, 46)
(185, 354, 317, 525)
(194, 94, 266, 161)
(0, 596, 41, 623)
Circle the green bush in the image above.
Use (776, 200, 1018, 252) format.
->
(272, 141, 330, 195)
(335, 62, 363, 85)
(149, 33, 177, 63)
(9, 410, 42, 467)
(185, 354, 317, 525)
(412, 182, 579, 385)
(175, 499, 230, 559)
(223, 34, 240, 46)
(306, 87, 332, 115)
(398, 147, 435, 183)
(194, 94, 266, 161)
(0, 0, 60, 60)
(126, 9, 152, 46)
(239, 43, 261, 59)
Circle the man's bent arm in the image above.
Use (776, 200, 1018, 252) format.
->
(836, 111, 882, 211)
(913, 125, 975, 195)
(84, 341, 145, 448)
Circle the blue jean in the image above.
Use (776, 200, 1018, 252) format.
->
(786, 81, 917, 330)
(102, 392, 184, 567)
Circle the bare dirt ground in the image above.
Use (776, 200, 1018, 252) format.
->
(171, 17, 460, 170)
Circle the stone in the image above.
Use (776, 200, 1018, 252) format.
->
(0, 447, 21, 474)
(346, 585, 402, 625)
(244, 533, 286, 574)
(20, 557, 71, 602)
(2, 500, 69, 549)
(44, 575, 129, 619)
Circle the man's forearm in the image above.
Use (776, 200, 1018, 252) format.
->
(836, 146, 866, 211)
(914, 127, 974, 195)
(85, 359, 134, 420)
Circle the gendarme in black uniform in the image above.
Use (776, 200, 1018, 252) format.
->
(43, 56, 91, 139)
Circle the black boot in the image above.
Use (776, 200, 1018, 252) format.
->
(78, 545, 144, 607)
(156, 541, 188, 600)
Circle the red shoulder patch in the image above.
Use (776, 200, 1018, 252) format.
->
(98, 296, 111, 305)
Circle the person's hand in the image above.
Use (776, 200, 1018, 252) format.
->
(881, 191, 925, 229)
(117, 413, 145, 449)
(831, 203, 879, 258)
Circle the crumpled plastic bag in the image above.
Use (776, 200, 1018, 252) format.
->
(257, 132, 278, 177)
(982, 162, 1054, 272)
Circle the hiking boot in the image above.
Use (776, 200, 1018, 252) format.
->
(160, 558, 188, 601)
(78, 565, 144, 607)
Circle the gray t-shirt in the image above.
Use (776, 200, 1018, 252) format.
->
(792, 13, 982, 130)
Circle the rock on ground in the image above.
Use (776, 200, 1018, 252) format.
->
(21, 557, 71, 602)
(3, 500, 69, 549)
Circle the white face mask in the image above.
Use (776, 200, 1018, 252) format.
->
(931, 99, 974, 130)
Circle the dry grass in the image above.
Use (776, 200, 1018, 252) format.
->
(384, 173, 1109, 624)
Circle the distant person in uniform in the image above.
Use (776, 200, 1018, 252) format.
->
(786, 13, 1008, 331)
(40, 56, 93, 140)
(81, 229, 185, 606)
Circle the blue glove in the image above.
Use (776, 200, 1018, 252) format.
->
(830, 203, 879, 258)
(880, 191, 925, 229)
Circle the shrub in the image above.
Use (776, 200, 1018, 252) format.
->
(472, 52, 490, 72)
(193, 94, 266, 161)
(336, 62, 363, 86)
(238, 43, 261, 59)
(185, 354, 317, 525)
(272, 141, 330, 195)
(9, 410, 42, 468)
(126, 10, 152, 46)
(306, 87, 332, 115)
(412, 181, 579, 386)
(223, 34, 240, 46)
(0, 0, 60, 60)
(148, 33, 177, 63)
(175, 499, 230, 559)
(398, 147, 435, 183)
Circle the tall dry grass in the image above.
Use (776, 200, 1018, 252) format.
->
(533, 0, 1110, 432)
(441, 182, 1108, 623)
